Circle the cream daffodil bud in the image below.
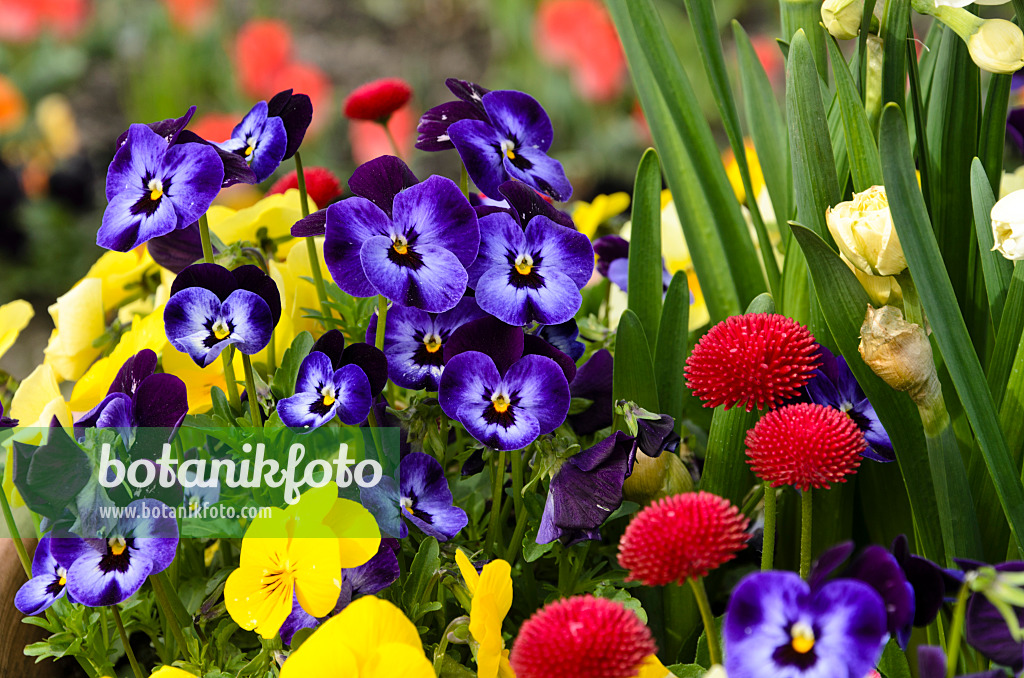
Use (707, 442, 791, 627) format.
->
(858, 305, 939, 405)
(822, 0, 864, 40)
(968, 19, 1024, 74)
(991, 189, 1024, 260)
(826, 185, 907, 277)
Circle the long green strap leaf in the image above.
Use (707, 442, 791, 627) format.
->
(880, 0, 910, 108)
(826, 32, 883, 191)
(628, 148, 664, 351)
(613, 310, 660, 415)
(655, 272, 690, 433)
(980, 74, 1011, 192)
(987, 263, 1024, 407)
(879, 104, 1024, 554)
(970, 157, 1013, 331)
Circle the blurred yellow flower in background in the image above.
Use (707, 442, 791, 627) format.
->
(456, 549, 515, 678)
(0, 300, 34, 362)
(722, 141, 764, 205)
(572, 192, 631, 238)
(43, 278, 106, 382)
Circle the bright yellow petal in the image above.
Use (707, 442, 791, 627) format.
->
(210, 190, 313, 251)
(160, 345, 242, 414)
(364, 642, 435, 678)
(43, 278, 106, 381)
(280, 625, 360, 677)
(498, 651, 516, 678)
(285, 484, 338, 532)
(224, 563, 294, 639)
(469, 559, 513, 678)
(636, 654, 674, 678)
(290, 536, 342, 617)
(324, 497, 381, 568)
(455, 548, 480, 595)
(11, 364, 70, 427)
(85, 247, 157, 312)
(475, 560, 512, 623)
(0, 299, 33, 362)
(337, 596, 426, 665)
(150, 668, 200, 678)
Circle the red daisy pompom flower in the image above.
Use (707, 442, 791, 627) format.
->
(267, 166, 342, 206)
(745, 402, 866, 491)
(343, 77, 413, 122)
(510, 595, 656, 678)
(617, 491, 749, 587)
(684, 313, 820, 411)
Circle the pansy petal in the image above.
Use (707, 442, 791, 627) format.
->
(331, 364, 373, 425)
(66, 546, 154, 606)
(48, 533, 97, 570)
(290, 537, 342, 618)
(249, 115, 288, 183)
(347, 155, 420, 217)
(291, 209, 328, 237)
(438, 351, 501, 422)
(522, 334, 576, 383)
(134, 373, 188, 429)
(324, 197, 392, 298)
(107, 349, 158, 397)
(224, 562, 295, 639)
(457, 400, 541, 451)
(311, 330, 346, 368)
(416, 100, 485, 152)
(231, 264, 283, 326)
(443, 316, 525, 375)
(279, 392, 336, 430)
(267, 89, 313, 160)
(360, 475, 406, 539)
(503, 145, 572, 202)
(162, 142, 224, 227)
(340, 343, 388, 396)
(475, 266, 531, 326)
(170, 262, 237, 300)
(164, 287, 230, 366)
(399, 452, 455, 511)
(221, 289, 274, 355)
(393, 175, 480, 267)
(448, 118, 507, 198)
(497, 181, 575, 230)
(367, 303, 430, 350)
(344, 538, 401, 596)
(525, 268, 583, 325)
(503, 354, 570, 434)
(810, 579, 889, 678)
(98, 190, 177, 252)
(360, 236, 469, 313)
(468, 211, 526, 288)
(385, 340, 443, 390)
(294, 351, 335, 395)
(147, 222, 209, 273)
(15, 574, 67, 616)
(280, 593, 319, 646)
(122, 498, 180, 572)
(106, 124, 167, 202)
(481, 90, 554, 151)
(405, 505, 468, 542)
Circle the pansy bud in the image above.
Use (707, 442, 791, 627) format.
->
(821, 0, 864, 40)
(858, 305, 938, 405)
(991, 189, 1024, 260)
(826, 186, 907, 277)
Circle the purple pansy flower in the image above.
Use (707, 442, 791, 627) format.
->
(444, 314, 578, 384)
(918, 646, 1006, 678)
(0, 400, 17, 428)
(308, 329, 389, 398)
(801, 345, 893, 462)
(164, 263, 280, 367)
(1008, 108, 1024, 155)
(468, 211, 593, 326)
(15, 534, 75, 615)
(366, 296, 486, 391)
(724, 570, 889, 678)
(593, 234, 673, 294)
(447, 90, 573, 201)
(277, 351, 372, 431)
(266, 88, 314, 161)
(528, 319, 585, 361)
(280, 538, 401, 645)
(75, 349, 188, 447)
(147, 222, 215, 273)
(568, 349, 613, 436)
(324, 158, 480, 314)
(360, 452, 468, 541)
(99, 123, 223, 252)
(537, 431, 636, 545)
(216, 101, 288, 183)
(472, 180, 576, 231)
(416, 78, 490, 152)
(49, 498, 179, 607)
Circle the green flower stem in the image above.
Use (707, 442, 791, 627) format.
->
(946, 582, 971, 678)
(295, 152, 333, 325)
(897, 271, 924, 328)
(150, 573, 190, 660)
(241, 353, 262, 426)
(505, 449, 528, 563)
(111, 604, 144, 678)
(198, 213, 214, 263)
(0, 484, 31, 577)
(382, 122, 403, 159)
(100, 605, 110, 653)
(375, 295, 388, 351)
(761, 481, 777, 571)
(689, 576, 721, 666)
(459, 164, 469, 198)
(487, 449, 506, 555)
(267, 328, 276, 374)
(221, 348, 241, 413)
(800, 488, 813, 580)
(432, 617, 464, 676)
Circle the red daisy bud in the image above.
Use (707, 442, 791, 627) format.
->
(685, 313, 820, 411)
(267, 167, 342, 206)
(618, 491, 750, 586)
(343, 77, 413, 122)
(510, 595, 656, 678)
(745, 402, 866, 491)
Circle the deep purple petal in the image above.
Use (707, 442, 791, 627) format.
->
(280, 593, 319, 646)
(115, 106, 196, 150)
(175, 129, 257, 187)
(446, 78, 491, 107)
(503, 146, 573, 202)
(311, 330, 346, 368)
(1009, 108, 1024, 155)
(170, 262, 237, 300)
(522, 334, 576, 383)
(593, 235, 630, 276)
(147, 222, 209, 273)
(966, 564, 1024, 672)
(503, 354, 570, 435)
(48, 533, 96, 570)
(344, 539, 401, 596)
(399, 452, 467, 541)
(448, 119, 507, 198)
(162, 142, 224, 226)
(267, 89, 313, 160)
(230, 264, 283, 326)
(497, 181, 575, 230)
(393, 175, 480, 268)
(845, 545, 916, 648)
(291, 209, 328, 237)
(324, 197, 393, 298)
(534, 320, 585, 361)
(121, 498, 179, 573)
(416, 100, 487, 152)
(480, 90, 554, 151)
(134, 374, 188, 429)
(107, 349, 158, 397)
(443, 315, 525, 375)
(219, 289, 274, 355)
(547, 431, 634, 535)
(340, 343, 388, 396)
(569, 349, 613, 435)
(331, 364, 373, 425)
(359, 236, 468, 313)
(347, 155, 419, 217)
(807, 541, 854, 591)
(438, 351, 501, 422)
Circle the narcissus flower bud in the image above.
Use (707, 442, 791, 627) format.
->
(821, 0, 864, 40)
(858, 305, 938, 405)
(969, 19, 1024, 74)
(991, 189, 1024, 260)
(827, 186, 907, 277)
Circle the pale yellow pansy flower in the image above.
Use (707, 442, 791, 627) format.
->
(456, 549, 516, 678)
(573, 192, 631, 238)
(208, 190, 316, 261)
(82, 246, 157, 312)
(0, 299, 33, 362)
(43, 278, 106, 382)
(276, 237, 332, 337)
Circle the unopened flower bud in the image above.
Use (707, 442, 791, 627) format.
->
(623, 450, 669, 504)
(822, 0, 864, 40)
(827, 186, 907, 277)
(858, 305, 938, 405)
(968, 19, 1024, 74)
(991, 189, 1024, 260)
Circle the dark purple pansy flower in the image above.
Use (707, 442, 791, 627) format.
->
(918, 646, 1006, 678)
(1008, 108, 1024, 155)
(0, 400, 17, 428)
(468, 211, 593, 326)
(99, 124, 223, 252)
(439, 350, 570, 451)
(147, 222, 215, 273)
(831, 544, 916, 648)
(592, 234, 672, 293)
(724, 570, 889, 678)
(277, 351, 372, 430)
(164, 263, 280, 367)
(266, 89, 313, 161)
(619, 402, 676, 458)
(309, 329, 389, 398)
(528, 319, 585, 361)
(366, 296, 485, 391)
(473, 180, 576, 231)
(15, 534, 75, 615)
(448, 90, 573, 201)
(49, 498, 178, 607)
(324, 159, 480, 313)
(75, 349, 188, 447)
(416, 78, 490, 152)
(537, 431, 635, 545)
(280, 538, 401, 645)
(360, 453, 468, 541)
(216, 100, 288, 183)
(444, 314, 577, 384)
(801, 345, 893, 462)
(891, 534, 949, 629)
(964, 561, 1024, 673)
(568, 349, 613, 436)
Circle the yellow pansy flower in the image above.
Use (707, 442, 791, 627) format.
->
(149, 668, 199, 678)
(225, 486, 379, 640)
(280, 596, 433, 677)
(275, 237, 332, 338)
(208, 190, 315, 261)
(83, 246, 158, 312)
(722, 140, 764, 205)
(0, 299, 33, 362)
(162, 345, 242, 415)
(456, 549, 516, 678)
(573, 192, 631, 238)
(43, 278, 106, 382)
(636, 654, 682, 678)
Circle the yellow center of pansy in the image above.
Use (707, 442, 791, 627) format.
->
(109, 537, 128, 557)
(393, 235, 410, 255)
(501, 139, 516, 161)
(400, 497, 415, 515)
(212, 319, 231, 340)
(244, 145, 254, 157)
(148, 178, 164, 202)
(321, 385, 336, 408)
(790, 622, 815, 654)
(57, 568, 67, 587)
(423, 333, 442, 353)
(514, 253, 533, 276)
(491, 392, 511, 413)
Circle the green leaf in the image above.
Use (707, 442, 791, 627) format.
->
(780, 0, 827, 78)
(666, 665, 708, 678)
(988, 264, 1024, 406)
(270, 331, 314, 400)
(403, 537, 440, 612)
(628, 147, 664, 350)
(877, 639, 912, 678)
(613, 310, 660, 414)
(879, 104, 1024, 555)
(789, 223, 944, 564)
(826, 33, 883, 191)
(970, 158, 1013, 331)
(880, 0, 910, 108)
(655, 272, 690, 432)
(980, 74, 1012, 191)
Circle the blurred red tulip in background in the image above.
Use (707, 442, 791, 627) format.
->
(534, 0, 626, 102)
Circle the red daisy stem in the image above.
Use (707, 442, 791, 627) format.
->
(800, 488, 813, 580)
(762, 481, 777, 571)
(380, 120, 403, 160)
(689, 576, 721, 666)
(294, 152, 334, 327)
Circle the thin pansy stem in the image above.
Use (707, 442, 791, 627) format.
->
(221, 348, 241, 413)
(241, 354, 262, 427)
(198, 213, 214, 263)
(295, 152, 333, 325)
(150, 573, 190, 661)
(375, 295, 389, 352)
(799, 488, 813, 580)
(689, 576, 721, 666)
(488, 449, 506, 555)
(0, 484, 31, 577)
(761, 481, 777, 571)
(111, 604, 144, 678)
(458, 164, 469, 198)
(505, 448, 528, 563)
(945, 582, 971, 678)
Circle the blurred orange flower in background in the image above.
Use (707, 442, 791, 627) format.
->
(534, 0, 626, 102)
(161, 0, 217, 33)
(0, 75, 27, 135)
(189, 112, 239, 144)
(0, 0, 90, 43)
(349, 104, 414, 166)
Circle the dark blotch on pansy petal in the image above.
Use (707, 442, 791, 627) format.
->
(170, 262, 237, 300)
(846, 545, 916, 648)
(147, 222, 212, 273)
(341, 342, 388, 396)
(568, 349, 613, 435)
(446, 78, 491, 108)
(347, 155, 419, 218)
(443, 315, 525, 376)
(267, 89, 313, 161)
(291, 209, 328, 237)
(230, 264, 282, 326)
